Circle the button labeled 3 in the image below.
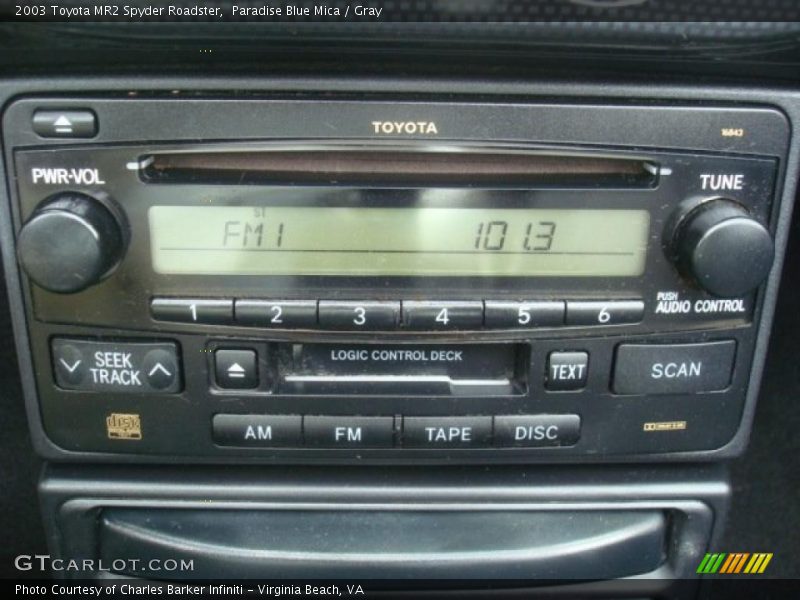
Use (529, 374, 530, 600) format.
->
(319, 301, 400, 330)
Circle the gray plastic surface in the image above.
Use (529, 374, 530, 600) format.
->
(100, 508, 666, 580)
(39, 463, 728, 597)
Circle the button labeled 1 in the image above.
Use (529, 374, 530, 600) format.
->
(151, 298, 233, 325)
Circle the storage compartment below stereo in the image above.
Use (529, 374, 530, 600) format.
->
(99, 508, 666, 580)
(39, 463, 728, 597)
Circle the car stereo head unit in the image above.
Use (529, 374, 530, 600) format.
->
(1, 93, 794, 463)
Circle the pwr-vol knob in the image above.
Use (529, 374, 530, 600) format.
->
(17, 192, 125, 293)
(667, 198, 774, 298)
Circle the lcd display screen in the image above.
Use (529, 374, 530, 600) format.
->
(149, 207, 650, 277)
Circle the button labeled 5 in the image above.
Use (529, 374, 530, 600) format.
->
(485, 301, 565, 328)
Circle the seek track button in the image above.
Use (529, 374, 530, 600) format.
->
(53, 343, 86, 386)
(51, 339, 181, 393)
(142, 348, 179, 390)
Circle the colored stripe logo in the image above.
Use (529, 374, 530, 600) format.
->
(697, 552, 773, 574)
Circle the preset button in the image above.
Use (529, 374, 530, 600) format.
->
(151, 298, 233, 325)
(566, 300, 644, 326)
(235, 299, 317, 328)
(403, 301, 484, 330)
(484, 301, 565, 328)
(319, 301, 400, 330)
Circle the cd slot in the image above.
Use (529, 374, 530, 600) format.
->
(277, 342, 528, 396)
(141, 147, 659, 187)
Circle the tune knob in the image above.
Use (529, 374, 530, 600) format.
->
(667, 198, 774, 298)
(17, 192, 125, 293)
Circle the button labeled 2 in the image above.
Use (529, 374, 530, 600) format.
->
(235, 300, 317, 328)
